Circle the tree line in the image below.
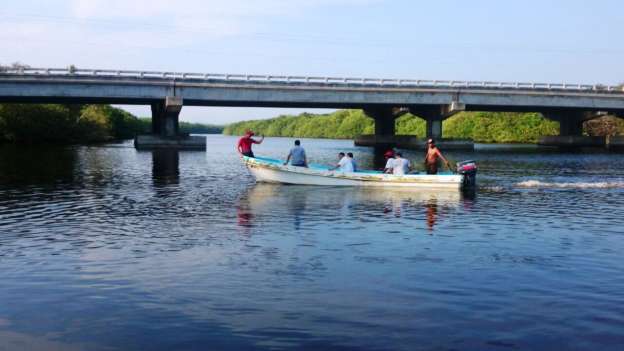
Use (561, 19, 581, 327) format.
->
(0, 104, 223, 144)
(223, 110, 624, 143)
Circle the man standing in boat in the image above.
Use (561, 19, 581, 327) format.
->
(424, 139, 451, 174)
(237, 130, 264, 158)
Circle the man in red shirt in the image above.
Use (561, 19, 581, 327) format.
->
(237, 130, 264, 158)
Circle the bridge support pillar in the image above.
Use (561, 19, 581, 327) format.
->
(414, 109, 443, 140)
(368, 107, 398, 137)
(539, 111, 605, 148)
(356, 107, 401, 148)
(354, 105, 473, 150)
(411, 103, 465, 140)
(151, 96, 182, 137)
(134, 97, 206, 150)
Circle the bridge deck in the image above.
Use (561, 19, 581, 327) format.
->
(1, 67, 623, 112)
(1, 66, 623, 93)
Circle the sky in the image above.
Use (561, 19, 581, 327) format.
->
(1, 0, 623, 124)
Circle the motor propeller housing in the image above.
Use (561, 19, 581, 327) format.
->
(457, 160, 477, 188)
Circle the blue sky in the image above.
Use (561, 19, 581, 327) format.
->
(2, 0, 623, 123)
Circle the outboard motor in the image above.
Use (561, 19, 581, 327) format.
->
(457, 160, 477, 188)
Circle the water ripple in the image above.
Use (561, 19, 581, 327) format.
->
(0, 137, 623, 350)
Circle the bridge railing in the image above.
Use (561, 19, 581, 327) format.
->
(1, 66, 622, 93)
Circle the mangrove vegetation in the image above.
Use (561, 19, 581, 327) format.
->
(223, 110, 624, 143)
(0, 103, 223, 144)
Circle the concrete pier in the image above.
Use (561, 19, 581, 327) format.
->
(134, 134, 206, 150)
(607, 135, 624, 150)
(411, 103, 465, 140)
(354, 135, 474, 150)
(539, 111, 612, 148)
(538, 135, 605, 147)
(362, 107, 403, 149)
(135, 96, 206, 150)
(357, 103, 472, 150)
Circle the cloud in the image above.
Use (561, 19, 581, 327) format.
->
(69, 0, 377, 19)
(1, 0, 381, 67)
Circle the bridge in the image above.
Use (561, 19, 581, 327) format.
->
(1, 66, 623, 149)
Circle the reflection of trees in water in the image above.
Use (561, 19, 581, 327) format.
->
(0, 145, 77, 185)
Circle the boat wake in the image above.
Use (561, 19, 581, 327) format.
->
(515, 180, 624, 189)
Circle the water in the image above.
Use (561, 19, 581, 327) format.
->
(1, 136, 623, 351)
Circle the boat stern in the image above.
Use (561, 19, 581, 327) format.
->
(457, 160, 477, 188)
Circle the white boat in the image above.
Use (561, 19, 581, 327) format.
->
(243, 156, 477, 190)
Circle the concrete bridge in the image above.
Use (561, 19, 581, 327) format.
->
(1, 66, 623, 149)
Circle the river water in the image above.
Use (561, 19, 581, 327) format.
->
(0, 135, 623, 351)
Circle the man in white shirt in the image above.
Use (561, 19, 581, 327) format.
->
(384, 152, 396, 173)
(383, 158, 395, 173)
(331, 152, 354, 172)
(392, 152, 411, 175)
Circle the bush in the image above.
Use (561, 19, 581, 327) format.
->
(0, 103, 145, 144)
(224, 109, 568, 143)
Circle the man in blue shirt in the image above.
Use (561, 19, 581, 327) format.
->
(347, 152, 357, 172)
(284, 140, 308, 167)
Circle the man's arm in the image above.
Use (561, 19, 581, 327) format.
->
(283, 151, 292, 165)
(436, 149, 451, 169)
(384, 159, 393, 173)
(255, 135, 265, 144)
(237, 140, 243, 155)
(330, 160, 342, 171)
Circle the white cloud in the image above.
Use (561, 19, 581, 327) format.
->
(69, 0, 376, 19)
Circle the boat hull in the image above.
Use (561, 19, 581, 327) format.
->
(244, 157, 464, 190)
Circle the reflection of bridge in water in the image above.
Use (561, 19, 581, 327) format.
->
(2, 67, 624, 150)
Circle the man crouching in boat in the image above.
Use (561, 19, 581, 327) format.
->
(385, 152, 411, 175)
(424, 139, 450, 174)
(330, 152, 354, 172)
(237, 130, 264, 158)
(283, 140, 308, 167)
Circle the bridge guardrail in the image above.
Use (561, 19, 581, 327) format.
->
(1, 67, 622, 93)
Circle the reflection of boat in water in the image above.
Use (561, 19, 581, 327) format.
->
(241, 183, 463, 218)
(237, 183, 467, 231)
(244, 156, 477, 190)
(245, 183, 462, 204)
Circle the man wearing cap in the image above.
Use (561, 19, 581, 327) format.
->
(383, 149, 396, 173)
(424, 139, 450, 174)
(237, 130, 264, 158)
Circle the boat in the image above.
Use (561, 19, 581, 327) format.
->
(243, 156, 477, 190)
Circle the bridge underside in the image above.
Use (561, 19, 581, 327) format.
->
(355, 106, 624, 150)
(2, 73, 624, 149)
(356, 103, 473, 150)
